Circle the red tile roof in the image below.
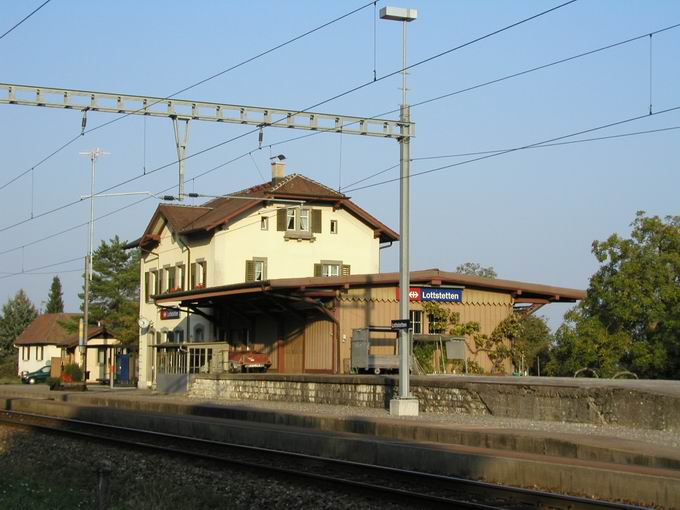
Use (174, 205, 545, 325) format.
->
(129, 174, 398, 247)
(14, 313, 80, 347)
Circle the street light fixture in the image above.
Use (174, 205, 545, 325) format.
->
(78, 148, 109, 385)
(380, 6, 419, 417)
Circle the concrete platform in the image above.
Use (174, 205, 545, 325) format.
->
(1, 384, 679, 507)
(189, 373, 680, 432)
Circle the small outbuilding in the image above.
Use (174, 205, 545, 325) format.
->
(14, 313, 79, 376)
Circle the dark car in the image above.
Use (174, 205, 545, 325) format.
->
(20, 365, 51, 384)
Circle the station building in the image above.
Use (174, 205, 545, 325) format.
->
(127, 162, 585, 389)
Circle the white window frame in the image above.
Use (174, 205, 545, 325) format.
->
(22, 346, 30, 361)
(299, 208, 310, 232)
(410, 310, 423, 334)
(330, 219, 338, 234)
(322, 263, 340, 277)
(36, 345, 44, 362)
(174, 328, 185, 343)
(254, 260, 265, 281)
(286, 208, 297, 231)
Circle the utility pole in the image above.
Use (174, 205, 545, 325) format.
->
(380, 6, 419, 417)
(79, 148, 109, 385)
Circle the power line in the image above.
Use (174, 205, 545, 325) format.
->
(5, 116, 680, 262)
(0, 255, 83, 281)
(343, 106, 680, 193)
(412, 126, 680, 161)
(0, 0, 578, 234)
(0, 0, 52, 42)
(0, 0, 377, 192)
(341, 124, 680, 189)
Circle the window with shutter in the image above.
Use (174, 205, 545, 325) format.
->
(190, 263, 197, 289)
(153, 270, 160, 295)
(144, 272, 150, 302)
(341, 265, 351, 276)
(276, 208, 286, 231)
(199, 261, 207, 287)
(245, 260, 255, 282)
(177, 264, 185, 291)
(314, 263, 322, 277)
(311, 209, 322, 233)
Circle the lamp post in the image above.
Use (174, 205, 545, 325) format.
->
(380, 6, 419, 417)
(78, 148, 109, 386)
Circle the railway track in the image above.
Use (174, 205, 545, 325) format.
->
(0, 409, 648, 510)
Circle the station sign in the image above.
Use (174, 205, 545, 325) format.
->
(397, 287, 463, 303)
(160, 308, 181, 320)
(391, 319, 412, 331)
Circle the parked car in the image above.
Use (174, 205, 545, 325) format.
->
(226, 349, 272, 373)
(21, 365, 52, 384)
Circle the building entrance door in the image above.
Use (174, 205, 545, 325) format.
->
(283, 319, 304, 373)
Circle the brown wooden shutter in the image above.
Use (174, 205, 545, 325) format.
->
(245, 260, 255, 282)
(277, 208, 286, 231)
(342, 264, 351, 277)
(202, 262, 207, 286)
(314, 263, 322, 277)
(311, 209, 322, 233)
(190, 263, 196, 289)
(154, 271, 160, 295)
(144, 272, 150, 302)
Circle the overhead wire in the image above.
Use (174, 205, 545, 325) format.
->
(0, 0, 378, 192)
(0, 0, 52, 42)
(5, 114, 679, 262)
(0, 0, 579, 234)
(342, 124, 680, 189)
(0, 255, 84, 281)
(343, 105, 680, 193)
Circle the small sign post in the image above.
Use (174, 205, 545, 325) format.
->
(391, 318, 412, 331)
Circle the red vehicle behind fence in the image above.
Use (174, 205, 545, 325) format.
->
(226, 349, 271, 373)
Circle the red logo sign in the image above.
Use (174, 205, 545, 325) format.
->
(396, 287, 422, 301)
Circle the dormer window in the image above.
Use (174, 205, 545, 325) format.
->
(286, 208, 297, 230)
(279, 207, 320, 239)
(299, 209, 310, 232)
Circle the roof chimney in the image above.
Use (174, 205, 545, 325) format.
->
(271, 156, 286, 186)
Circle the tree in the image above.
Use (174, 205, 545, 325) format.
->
(546, 307, 632, 378)
(68, 236, 140, 344)
(416, 302, 518, 374)
(455, 262, 497, 279)
(45, 276, 65, 313)
(511, 315, 552, 375)
(0, 290, 38, 358)
(549, 212, 680, 379)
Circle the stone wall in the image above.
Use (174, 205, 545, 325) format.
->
(190, 374, 489, 415)
(189, 374, 680, 431)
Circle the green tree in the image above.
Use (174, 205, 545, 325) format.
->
(512, 315, 552, 375)
(455, 262, 497, 279)
(45, 276, 65, 313)
(548, 212, 680, 379)
(0, 290, 38, 358)
(68, 236, 140, 344)
(415, 302, 518, 374)
(546, 307, 632, 378)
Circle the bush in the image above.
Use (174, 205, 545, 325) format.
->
(46, 377, 62, 390)
(62, 363, 83, 382)
(0, 354, 19, 383)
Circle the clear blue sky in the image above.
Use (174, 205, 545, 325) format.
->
(1, 0, 678, 329)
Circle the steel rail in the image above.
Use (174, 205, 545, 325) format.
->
(0, 409, 648, 510)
